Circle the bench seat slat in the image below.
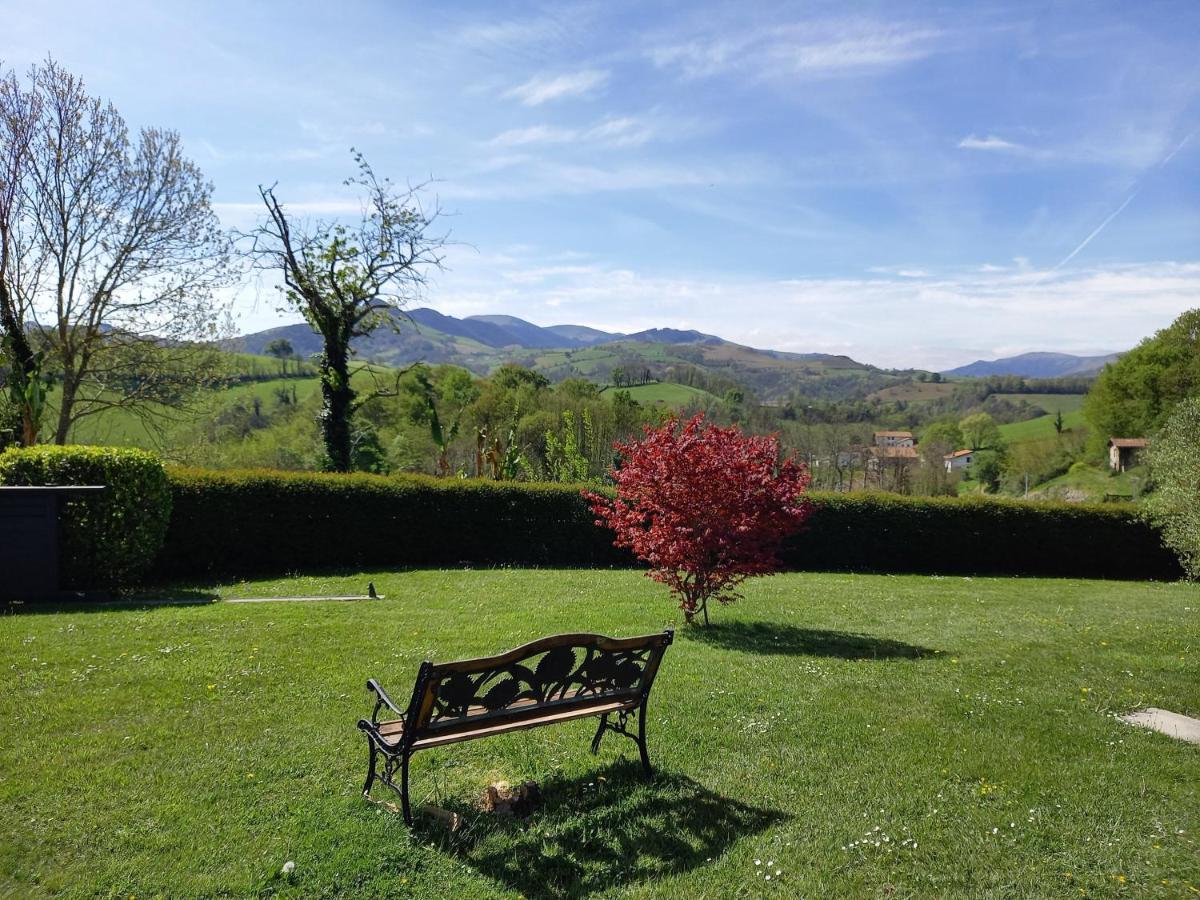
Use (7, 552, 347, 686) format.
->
(411, 698, 633, 749)
(373, 695, 637, 750)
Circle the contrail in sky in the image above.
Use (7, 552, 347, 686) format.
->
(1045, 190, 1139, 275)
(1034, 125, 1196, 285)
(1159, 128, 1196, 167)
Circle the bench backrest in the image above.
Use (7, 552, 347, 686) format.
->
(404, 630, 674, 738)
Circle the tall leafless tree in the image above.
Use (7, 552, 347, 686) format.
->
(247, 151, 446, 471)
(0, 59, 236, 444)
(0, 64, 44, 445)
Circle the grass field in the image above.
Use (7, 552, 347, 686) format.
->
(998, 409, 1088, 444)
(604, 382, 718, 407)
(1033, 465, 1147, 501)
(65, 360, 394, 452)
(3, 570, 1198, 898)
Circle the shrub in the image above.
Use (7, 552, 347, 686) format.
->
(1142, 398, 1200, 579)
(151, 469, 1180, 582)
(585, 414, 811, 624)
(0, 445, 172, 588)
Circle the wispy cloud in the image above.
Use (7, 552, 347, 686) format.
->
(767, 25, 942, 74)
(451, 157, 764, 200)
(650, 20, 945, 81)
(459, 18, 566, 48)
(958, 134, 1029, 154)
(868, 266, 931, 278)
(487, 115, 686, 149)
(502, 69, 609, 106)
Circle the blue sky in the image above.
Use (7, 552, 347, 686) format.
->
(4, 0, 1199, 368)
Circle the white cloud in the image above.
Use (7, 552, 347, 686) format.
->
(502, 69, 609, 106)
(768, 26, 942, 74)
(650, 20, 944, 81)
(428, 255, 1200, 369)
(958, 134, 1030, 153)
(868, 266, 931, 278)
(486, 115, 682, 149)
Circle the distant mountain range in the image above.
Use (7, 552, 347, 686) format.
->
(230, 307, 871, 401)
(229, 307, 1121, 401)
(942, 351, 1120, 379)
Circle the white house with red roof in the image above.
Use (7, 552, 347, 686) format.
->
(943, 448, 974, 473)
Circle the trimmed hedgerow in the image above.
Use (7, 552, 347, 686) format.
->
(155, 468, 1181, 581)
(0, 445, 173, 588)
(783, 492, 1179, 580)
(158, 469, 624, 578)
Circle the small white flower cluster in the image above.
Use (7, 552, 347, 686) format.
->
(754, 858, 782, 881)
(740, 712, 784, 734)
(842, 825, 917, 853)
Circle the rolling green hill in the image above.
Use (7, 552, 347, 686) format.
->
(233, 310, 905, 403)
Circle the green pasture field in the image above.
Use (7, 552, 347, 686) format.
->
(998, 409, 1088, 444)
(64, 360, 395, 452)
(1033, 465, 1147, 501)
(604, 382, 718, 407)
(2, 570, 1197, 897)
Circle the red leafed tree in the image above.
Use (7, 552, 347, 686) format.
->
(585, 413, 812, 625)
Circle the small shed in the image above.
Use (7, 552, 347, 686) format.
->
(1108, 438, 1149, 472)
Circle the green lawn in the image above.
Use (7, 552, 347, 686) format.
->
(2, 571, 1198, 898)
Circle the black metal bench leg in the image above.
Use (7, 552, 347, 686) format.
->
(363, 742, 378, 796)
(400, 751, 413, 826)
(590, 714, 609, 754)
(637, 701, 653, 778)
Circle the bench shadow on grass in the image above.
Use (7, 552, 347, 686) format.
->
(684, 620, 942, 660)
(429, 759, 784, 899)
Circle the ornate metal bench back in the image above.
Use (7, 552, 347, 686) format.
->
(408, 631, 673, 736)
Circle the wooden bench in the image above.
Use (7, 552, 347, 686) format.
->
(357, 630, 674, 824)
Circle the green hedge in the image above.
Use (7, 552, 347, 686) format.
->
(158, 469, 622, 577)
(156, 469, 1181, 581)
(0, 446, 173, 587)
(782, 492, 1179, 580)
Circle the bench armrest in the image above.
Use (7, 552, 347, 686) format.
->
(366, 678, 405, 721)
